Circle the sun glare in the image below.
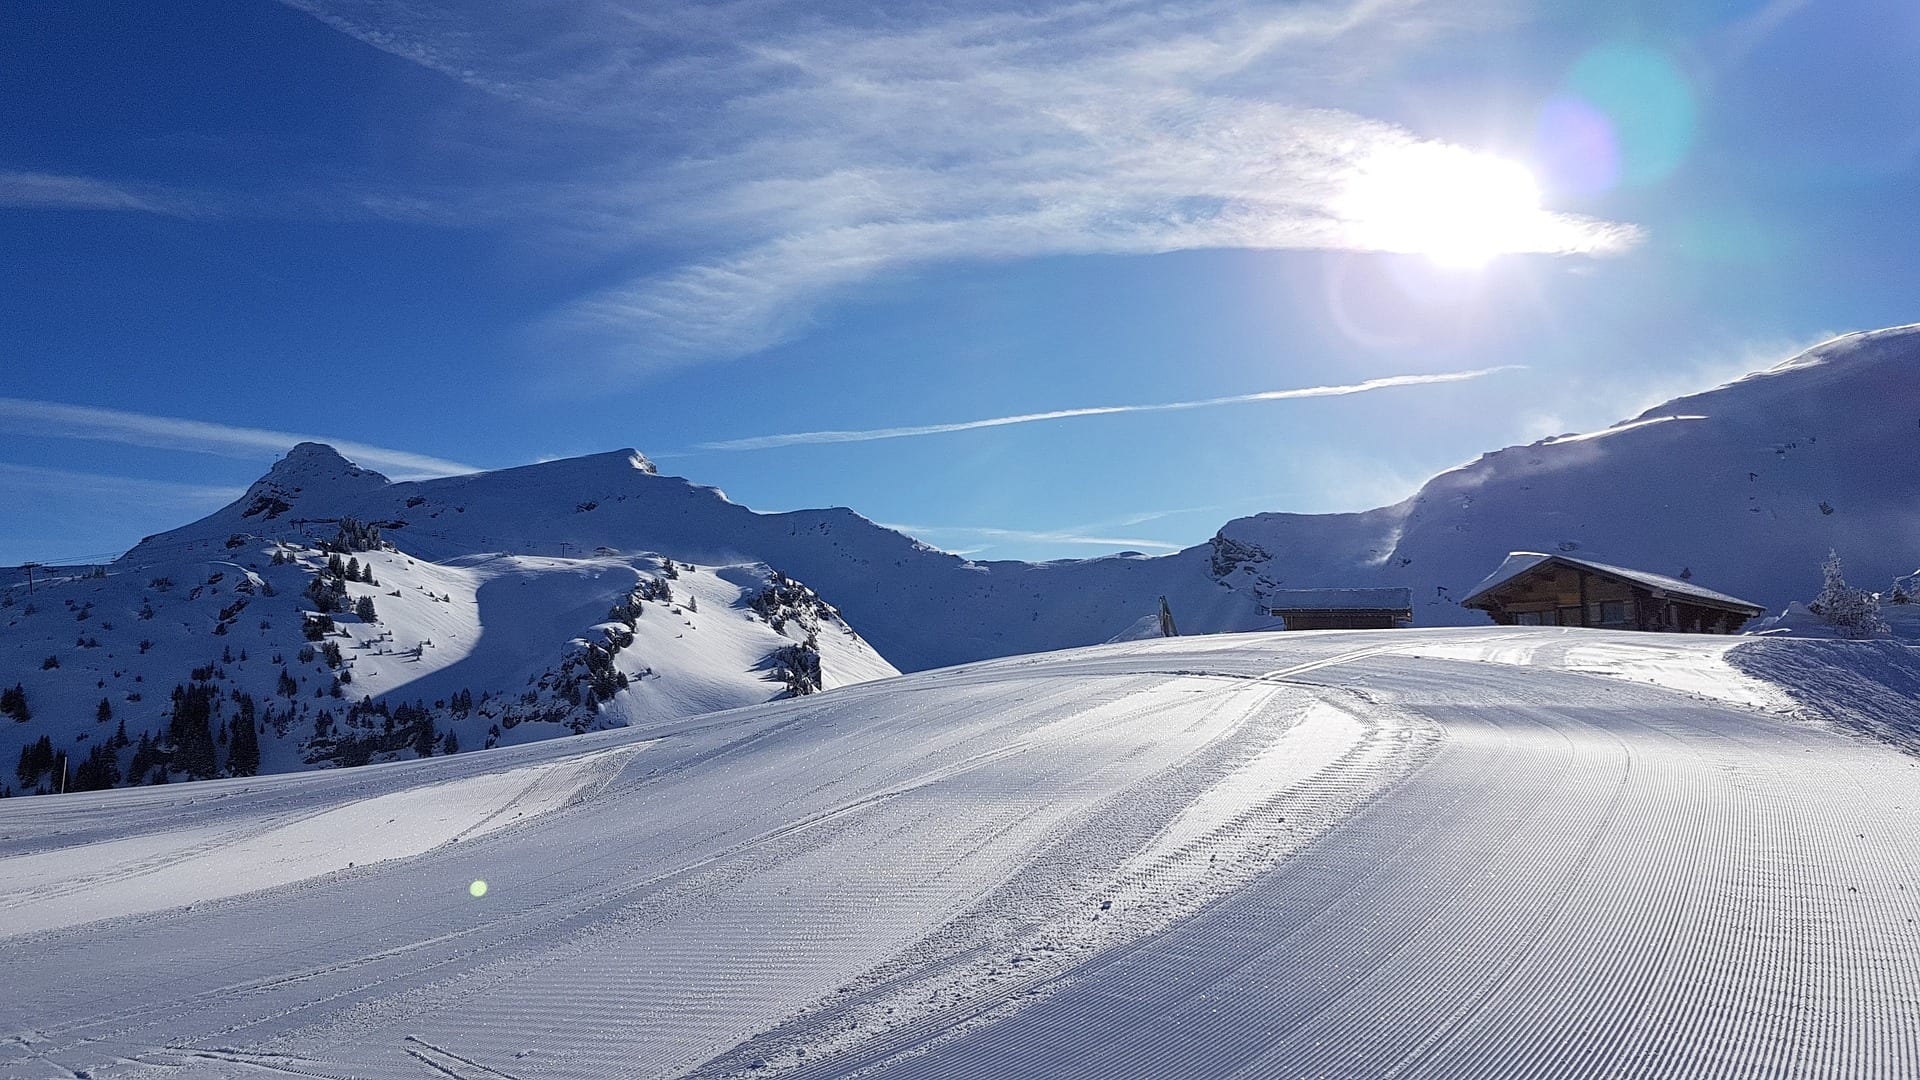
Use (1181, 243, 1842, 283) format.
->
(1337, 145, 1548, 268)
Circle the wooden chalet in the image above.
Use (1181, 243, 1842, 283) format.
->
(1460, 553, 1765, 634)
(1269, 588, 1413, 631)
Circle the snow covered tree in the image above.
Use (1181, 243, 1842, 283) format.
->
(1811, 550, 1888, 638)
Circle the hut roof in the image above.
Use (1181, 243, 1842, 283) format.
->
(1461, 553, 1763, 614)
(1268, 587, 1412, 612)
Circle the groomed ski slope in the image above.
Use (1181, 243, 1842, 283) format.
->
(2, 628, 1916, 1079)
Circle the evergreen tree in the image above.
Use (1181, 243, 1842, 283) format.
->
(15, 735, 54, 788)
(1813, 550, 1889, 638)
(71, 743, 121, 792)
(128, 731, 162, 785)
(167, 682, 219, 779)
(228, 711, 260, 777)
(412, 716, 437, 758)
(97, 697, 113, 724)
(1, 683, 29, 722)
(355, 595, 378, 622)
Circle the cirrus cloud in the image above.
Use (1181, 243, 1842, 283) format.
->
(283, 0, 1641, 370)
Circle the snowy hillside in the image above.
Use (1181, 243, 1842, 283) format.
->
(124, 326, 1920, 672)
(3, 628, 1915, 1078)
(0, 500, 894, 795)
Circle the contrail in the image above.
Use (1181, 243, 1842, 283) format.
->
(694, 367, 1520, 452)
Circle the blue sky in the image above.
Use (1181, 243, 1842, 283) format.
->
(4, 0, 1917, 565)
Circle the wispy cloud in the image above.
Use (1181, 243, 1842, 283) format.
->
(0, 171, 206, 217)
(0, 462, 245, 505)
(283, 0, 1639, 369)
(881, 523, 1183, 552)
(694, 367, 1517, 452)
(0, 397, 478, 478)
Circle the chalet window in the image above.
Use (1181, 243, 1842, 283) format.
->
(1596, 600, 1628, 625)
(1513, 611, 1542, 625)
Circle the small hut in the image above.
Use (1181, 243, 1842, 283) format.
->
(1268, 588, 1413, 631)
(1460, 553, 1764, 634)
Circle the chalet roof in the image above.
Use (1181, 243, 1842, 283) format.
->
(1268, 587, 1412, 612)
(1461, 552, 1764, 614)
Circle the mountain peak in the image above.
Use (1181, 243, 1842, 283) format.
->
(237, 442, 390, 521)
(616, 448, 658, 475)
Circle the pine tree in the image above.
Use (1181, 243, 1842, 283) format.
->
(1, 683, 29, 722)
(412, 716, 437, 758)
(228, 704, 260, 777)
(1812, 550, 1889, 638)
(71, 743, 121, 792)
(355, 595, 378, 622)
(16, 734, 55, 788)
(97, 697, 113, 724)
(168, 682, 219, 779)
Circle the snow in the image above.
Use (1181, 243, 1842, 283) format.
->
(126, 328, 1920, 674)
(8, 323, 1903, 696)
(3, 325, 1917, 805)
(1265, 587, 1411, 610)
(0, 743, 639, 936)
(1728, 637, 1920, 749)
(3, 627, 1916, 1079)
(1385, 626, 1797, 712)
(0, 537, 897, 795)
(1461, 552, 1764, 611)
(1539, 413, 1706, 444)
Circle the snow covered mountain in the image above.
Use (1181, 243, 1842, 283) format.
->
(140, 325, 1920, 669)
(0, 485, 895, 794)
(5, 325, 1917, 792)
(1208, 323, 1920, 627)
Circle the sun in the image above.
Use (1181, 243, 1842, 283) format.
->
(1336, 144, 1548, 268)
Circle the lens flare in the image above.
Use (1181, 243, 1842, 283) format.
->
(1536, 97, 1621, 197)
(470, 879, 488, 898)
(1564, 45, 1695, 186)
